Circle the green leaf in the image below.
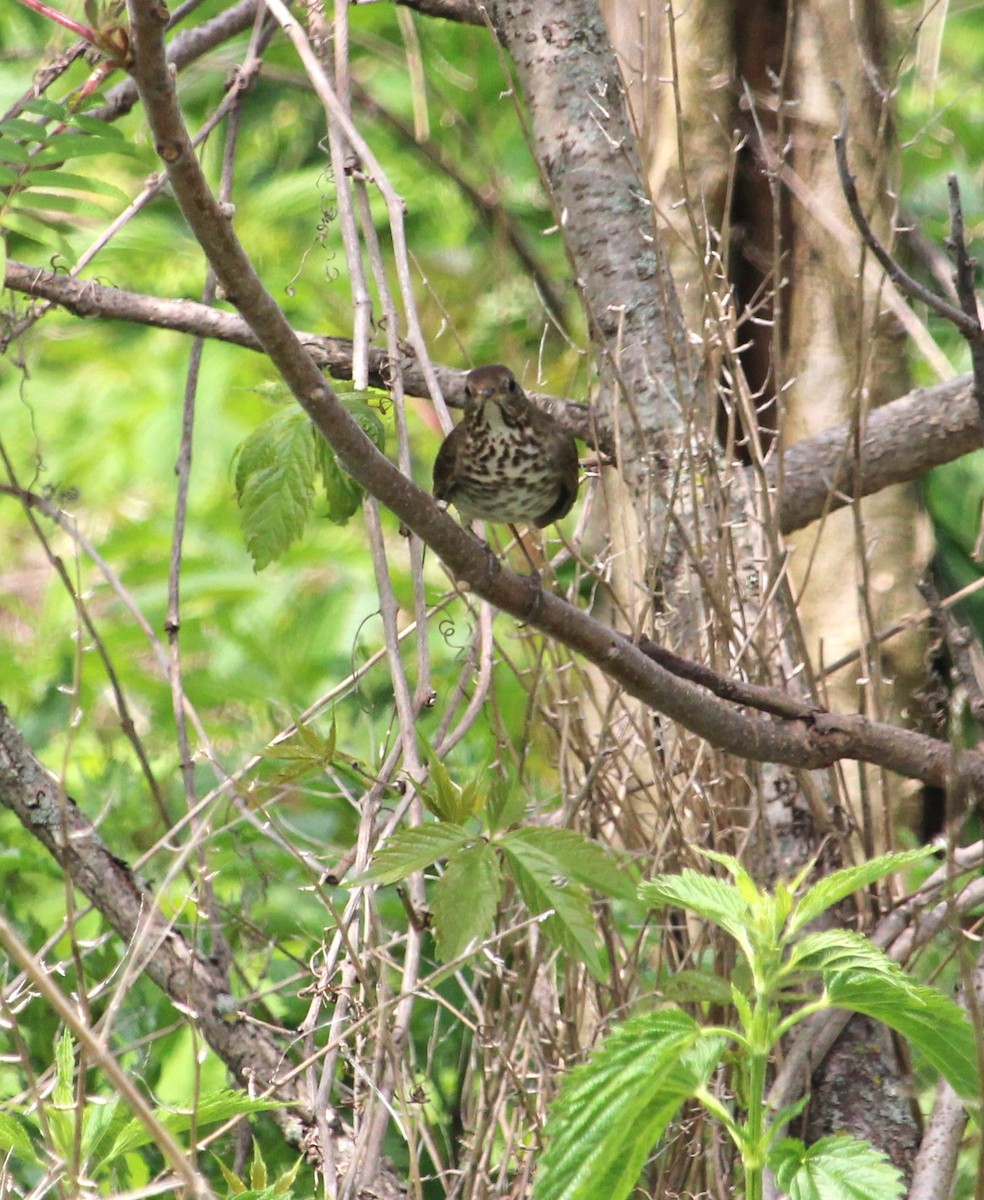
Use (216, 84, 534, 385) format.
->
(432, 840, 501, 961)
(640, 870, 752, 944)
(53, 1028, 75, 1106)
(485, 775, 527, 832)
(787, 848, 934, 936)
(350, 823, 474, 886)
(508, 827, 636, 899)
(263, 720, 336, 764)
(35, 130, 133, 161)
(418, 742, 484, 823)
(660, 969, 736, 1007)
(0, 206, 75, 256)
(16, 168, 129, 201)
(235, 409, 317, 569)
(78, 1094, 124, 1163)
(786, 929, 897, 977)
(699, 847, 762, 907)
(769, 1134, 905, 1200)
(311, 393, 386, 524)
(338, 393, 386, 450)
(0, 1111, 40, 1164)
(0, 116, 48, 141)
(316, 435, 363, 525)
(824, 970, 979, 1100)
(500, 836, 606, 980)
(107, 1091, 283, 1158)
(20, 98, 65, 118)
(533, 1010, 725, 1200)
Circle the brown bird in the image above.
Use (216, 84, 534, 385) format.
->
(433, 365, 579, 529)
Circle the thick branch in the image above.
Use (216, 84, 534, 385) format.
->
(2, 258, 591, 436)
(0, 706, 311, 1131)
(486, 0, 693, 454)
(382, 0, 483, 24)
(7, 260, 982, 531)
(772, 375, 981, 533)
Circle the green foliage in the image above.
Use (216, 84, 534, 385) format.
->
(0, 99, 133, 255)
(233, 391, 386, 568)
(769, 1136, 905, 1200)
(213, 1142, 303, 1199)
(535, 1011, 726, 1200)
(0, 1029, 285, 1190)
(533, 847, 971, 1200)
(352, 762, 636, 978)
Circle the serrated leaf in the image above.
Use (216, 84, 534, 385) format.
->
(699, 847, 762, 906)
(787, 847, 934, 936)
(340, 395, 386, 451)
(315, 435, 363, 525)
(485, 775, 527, 832)
(419, 741, 478, 823)
(273, 1154, 304, 1194)
(825, 970, 979, 1100)
(432, 841, 501, 961)
(769, 1134, 905, 1200)
(9, 190, 109, 217)
(533, 1010, 725, 1200)
(263, 720, 336, 765)
(0, 1111, 40, 1163)
(500, 838, 606, 979)
(36, 131, 131, 160)
(640, 870, 752, 944)
(235, 410, 316, 569)
(350, 824, 474, 886)
(506, 827, 636, 899)
(214, 1155, 247, 1194)
(786, 928, 896, 977)
(250, 1145, 268, 1190)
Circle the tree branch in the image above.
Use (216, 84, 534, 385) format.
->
(364, 0, 484, 24)
(0, 707, 309, 1126)
(7, 259, 982, 533)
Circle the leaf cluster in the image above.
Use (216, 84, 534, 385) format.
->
(352, 754, 636, 979)
(0, 1030, 288, 1194)
(534, 847, 977, 1200)
(0, 98, 132, 264)
(233, 391, 386, 569)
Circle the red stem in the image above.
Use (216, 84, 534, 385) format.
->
(13, 0, 95, 41)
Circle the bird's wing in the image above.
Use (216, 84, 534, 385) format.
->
(535, 429, 580, 527)
(432, 425, 462, 503)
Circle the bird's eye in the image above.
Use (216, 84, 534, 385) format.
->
(464, 384, 473, 399)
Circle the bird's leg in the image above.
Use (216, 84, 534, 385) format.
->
(508, 523, 542, 587)
(463, 520, 502, 589)
(508, 525, 548, 623)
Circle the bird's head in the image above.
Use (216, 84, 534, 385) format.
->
(463, 365, 528, 422)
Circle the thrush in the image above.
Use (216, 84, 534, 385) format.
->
(433, 365, 579, 529)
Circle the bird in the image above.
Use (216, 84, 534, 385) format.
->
(433, 365, 579, 530)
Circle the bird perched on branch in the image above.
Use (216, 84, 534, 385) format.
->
(433, 364, 579, 529)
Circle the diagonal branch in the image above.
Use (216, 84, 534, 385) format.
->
(6, 259, 982, 533)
